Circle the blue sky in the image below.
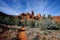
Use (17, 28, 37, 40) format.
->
(0, 0, 60, 16)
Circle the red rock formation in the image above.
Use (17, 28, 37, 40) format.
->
(31, 11, 34, 19)
(31, 11, 34, 16)
(52, 16, 60, 23)
(18, 11, 35, 20)
(18, 11, 60, 23)
(35, 13, 41, 20)
(26, 13, 31, 20)
(36, 14, 41, 18)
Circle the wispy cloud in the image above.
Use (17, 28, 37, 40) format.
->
(0, 0, 19, 15)
(0, 0, 60, 16)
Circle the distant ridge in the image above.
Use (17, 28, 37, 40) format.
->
(0, 11, 16, 17)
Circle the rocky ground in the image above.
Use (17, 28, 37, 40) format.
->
(26, 28, 60, 40)
(0, 27, 60, 40)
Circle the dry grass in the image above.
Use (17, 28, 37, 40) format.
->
(0, 27, 60, 40)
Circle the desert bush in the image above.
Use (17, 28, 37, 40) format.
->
(35, 20, 48, 30)
(26, 20, 36, 28)
(56, 23, 60, 30)
(21, 18, 27, 26)
(35, 19, 58, 30)
(14, 17, 21, 26)
(35, 14, 58, 30)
